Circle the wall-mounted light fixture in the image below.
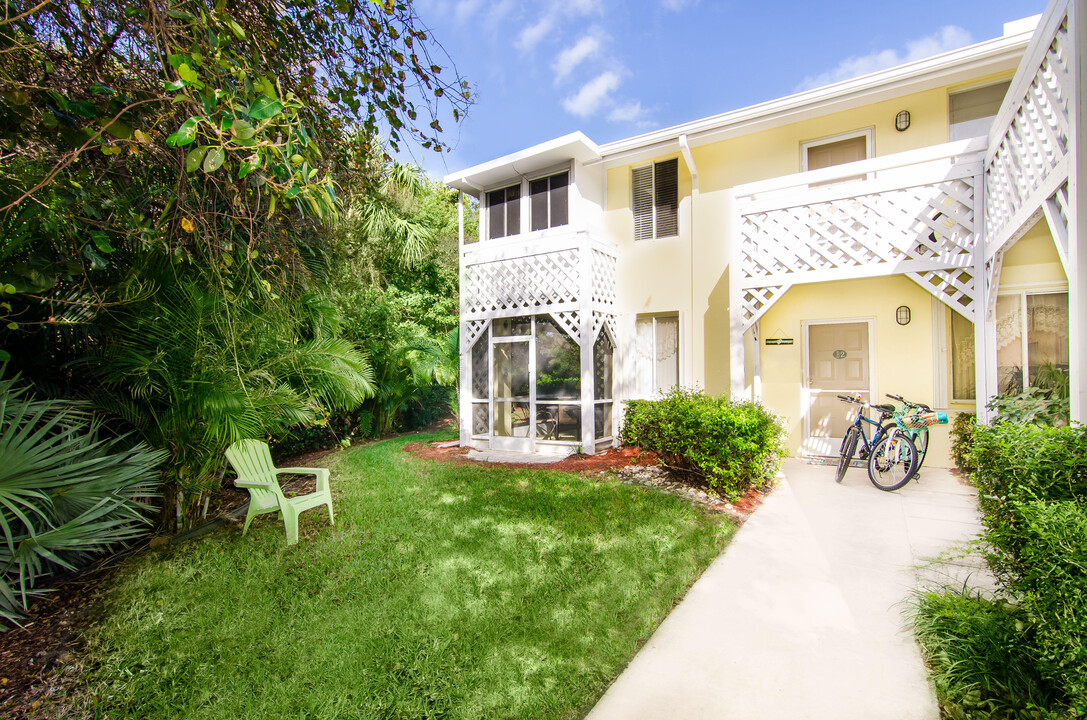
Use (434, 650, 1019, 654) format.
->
(895, 110, 911, 132)
(896, 305, 912, 325)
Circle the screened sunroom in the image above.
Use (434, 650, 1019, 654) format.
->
(458, 229, 618, 454)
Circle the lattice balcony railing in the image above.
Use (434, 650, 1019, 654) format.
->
(460, 231, 617, 346)
(734, 140, 986, 330)
(985, 5, 1071, 256)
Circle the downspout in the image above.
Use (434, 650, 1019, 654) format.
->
(679, 134, 699, 388)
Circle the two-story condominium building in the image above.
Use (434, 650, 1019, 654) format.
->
(445, 0, 1086, 468)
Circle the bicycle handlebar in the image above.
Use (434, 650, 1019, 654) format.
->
(885, 393, 932, 412)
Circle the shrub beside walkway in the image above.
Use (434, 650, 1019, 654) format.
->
(587, 459, 989, 720)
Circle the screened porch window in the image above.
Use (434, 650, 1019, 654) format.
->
(995, 291, 1069, 394)
(535, 315, 581, 442)
(594, 331, 614, 439)
(470, 327, 490, 437)
(634, 314, 679, 397)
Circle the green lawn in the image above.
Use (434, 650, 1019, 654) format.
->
(76, 434, 733, 719)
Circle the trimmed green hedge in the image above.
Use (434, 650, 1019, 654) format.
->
(971, 424, 1087, 704)
(620, 388, 785, 499)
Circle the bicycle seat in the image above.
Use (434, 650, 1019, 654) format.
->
(873, 403, 896, 414)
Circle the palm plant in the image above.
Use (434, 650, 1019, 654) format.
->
(0, 371, 164, 626)
(92, 258, 375, 530)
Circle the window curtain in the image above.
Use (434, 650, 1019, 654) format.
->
(950, 312, 975, 400)
(633, 319, 655, 396)
(654, 317, 679, 392)
(1027, 293, 1069, 371)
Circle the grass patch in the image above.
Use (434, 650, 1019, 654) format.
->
(76, 433, 733, 719)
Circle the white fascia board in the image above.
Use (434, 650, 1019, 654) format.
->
(594, 32, 1032, 167)
(443, 131, 601, 196)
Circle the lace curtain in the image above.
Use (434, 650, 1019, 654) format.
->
(634, 316, 679, 395)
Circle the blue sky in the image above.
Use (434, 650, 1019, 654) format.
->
(406, 0, 1048, 177)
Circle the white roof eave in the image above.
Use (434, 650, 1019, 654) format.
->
(594, 31, 1032, 166)
(443, 131, 601, 196)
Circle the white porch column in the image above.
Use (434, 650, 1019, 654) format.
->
(728, 191, 746, 399)
(973, 170, 994, 424)
(1069, 0, 1087, 422)
(580, 237, 596, 451)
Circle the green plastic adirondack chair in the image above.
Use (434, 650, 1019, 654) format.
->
(225, 439, 334, 545)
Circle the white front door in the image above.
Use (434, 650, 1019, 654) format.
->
(804, 320, 874, 456)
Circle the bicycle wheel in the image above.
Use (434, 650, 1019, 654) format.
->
(836, 426, 860, 483)
(912, 428, 930, 469)
(867, 432, 918, 492)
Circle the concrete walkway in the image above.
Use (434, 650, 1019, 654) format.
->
(586, 458, 990, 720)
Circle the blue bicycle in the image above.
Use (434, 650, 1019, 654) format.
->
(834, 394, 897, 483)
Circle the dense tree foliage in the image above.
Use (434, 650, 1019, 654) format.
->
(0, 0, 473, 535)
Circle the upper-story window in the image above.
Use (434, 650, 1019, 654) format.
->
(487, 184, 521, 240)
(530, 172, 569, 231)
(801, 129, 871, 185)
(949, 80, 1012, 141)
(632, 159, 678, 240)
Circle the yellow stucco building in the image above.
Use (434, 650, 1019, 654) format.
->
(446, 0, 1084, 469)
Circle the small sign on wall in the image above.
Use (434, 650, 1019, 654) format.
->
(765, 338, 794, 345)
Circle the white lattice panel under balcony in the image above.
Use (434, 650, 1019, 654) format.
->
(740, 286, 790, 330)
(591, 250, 617, 307)
(739, 176, 978, 328)
(462, 319, 488, 349)
(985, 15, 1070, 251)
(592, 311, 617, 345)
(463, 249, 580, 318)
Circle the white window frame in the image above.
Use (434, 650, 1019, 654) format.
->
(631, 157, 680, 241)
(800, 127, 874, 173)
(944, 304, 977, 404)
(994, 284, 1070, 391)
(632, 312, 681, 399)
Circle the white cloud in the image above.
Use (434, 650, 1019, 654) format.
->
(607, 101, 647, 123)
(516, 14, 557, 52)
(560, 0, 601, 14)
(454, 0, 483, 23)
(796, 25, 973, 91)
(552, 34, 602, 83)
(562, 71, 622, 117)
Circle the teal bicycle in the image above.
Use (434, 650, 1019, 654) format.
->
(836, 394, 946, 491)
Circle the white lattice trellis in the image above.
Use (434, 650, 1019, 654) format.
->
(985, 12, 1071, 256)
(551, 311, 581, 344)
(462, 249, 580, 318)
(591, 249, 617, 307)
(738, 170, 979, 329)
(462, 319, 488, 349)
(592, 311, 617, 345)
